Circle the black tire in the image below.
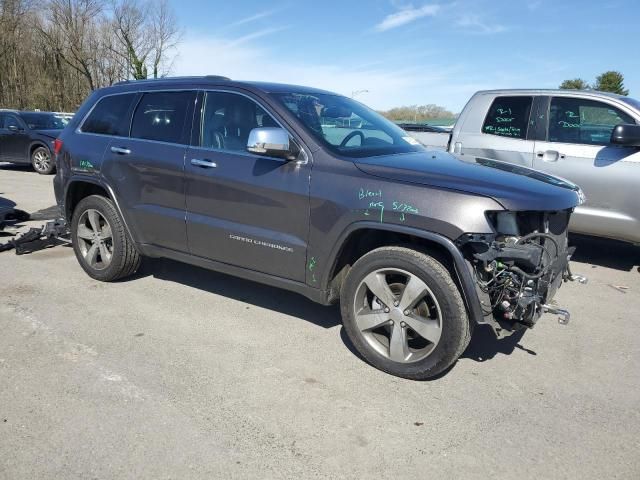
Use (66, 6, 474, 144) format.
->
(340, 246, 471, 380)
(71, 195, 141, 282)
(31, 146, 55, 175)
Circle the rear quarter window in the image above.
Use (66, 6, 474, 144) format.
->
(81, 93, 136, 136)
(482, 96, 533, 140)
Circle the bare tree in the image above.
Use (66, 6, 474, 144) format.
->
(149, 0, 181, 78)
(111, 0, 150, 80)
(0, 0, 182, 111)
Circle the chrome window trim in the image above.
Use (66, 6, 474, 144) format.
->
(76, 87, 309, 163)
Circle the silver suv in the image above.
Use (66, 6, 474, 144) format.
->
(450, 89, 640, 244)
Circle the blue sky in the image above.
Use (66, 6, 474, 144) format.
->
(169, 0, 640, 112)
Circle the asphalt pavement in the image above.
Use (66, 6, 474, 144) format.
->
(1, 163, 639, 479)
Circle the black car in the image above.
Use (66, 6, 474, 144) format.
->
(53, 76, 585, 380)
(0, 110, 66, 174)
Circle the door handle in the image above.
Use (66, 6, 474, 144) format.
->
(536, 150, 562, 162)
(110, 146, 131, 155)
(191, 158, 217, 168)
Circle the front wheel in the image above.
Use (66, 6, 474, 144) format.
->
(340, 246, 471, 380)
(31, 146, 55, 174)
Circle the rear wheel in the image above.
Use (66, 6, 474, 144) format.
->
(31, 146, 54, 174)
(340, 246, 470, 380)
(71, 195, 141, 281)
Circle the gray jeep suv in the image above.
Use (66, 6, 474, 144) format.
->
(53, 76, 585, 379)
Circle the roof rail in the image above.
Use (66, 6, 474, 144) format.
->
(113, 75, 231, 86)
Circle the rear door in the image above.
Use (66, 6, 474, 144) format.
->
(184, 89, 310, 282)
(533, 95, 640, 242)
(457, 95, 536, 167)
(73, 93, 138, 177)
(101, 90, 196, 252)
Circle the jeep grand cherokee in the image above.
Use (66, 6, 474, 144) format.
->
(53, 76, 585, 379)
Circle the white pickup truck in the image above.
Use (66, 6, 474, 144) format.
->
(404, 89, 640, 244)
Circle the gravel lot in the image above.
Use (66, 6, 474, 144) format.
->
(1, 163, 639, 479)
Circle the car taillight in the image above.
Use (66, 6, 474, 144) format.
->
(53, 138, 63, 155)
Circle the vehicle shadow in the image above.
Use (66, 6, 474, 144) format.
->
(136, 257, 538, 373)
(137, 257, 341, 329)
(0, 163, 33, 173)
(462, 325, 532, 361)
(570, 234, 640, 272)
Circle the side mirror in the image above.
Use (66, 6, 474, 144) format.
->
(611, 123, 640, 147)
(247, 127, 293, 159)
(8, 125, 21, 132)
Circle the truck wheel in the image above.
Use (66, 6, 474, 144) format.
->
(71, 195, 141, 282)
(31, 146, 54, 174)
(340, 246, 470, 380)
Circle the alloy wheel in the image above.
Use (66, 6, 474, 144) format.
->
(32, 148, 51, 173)
(76, 209, 113, 270)
(353, 268, 443, 363)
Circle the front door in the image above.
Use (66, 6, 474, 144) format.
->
(533, 95, 640, 242)
(185, 90, 310, 282)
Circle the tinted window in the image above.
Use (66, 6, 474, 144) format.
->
(82, 94, 136, 136)
(482, 96, 533, 140)
(19, 113, 65, 130)
(0, 113, 22, 129)
(549, 97, 636, 145)
(200, 91, 279, 152)
(131, 91, 194, 144)
(275, 93, 424, 158)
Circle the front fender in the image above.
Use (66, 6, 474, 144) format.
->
(321, 221, 484, 325)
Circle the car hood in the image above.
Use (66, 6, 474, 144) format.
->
(353, 151, 584, 211)
(32, 128, 62, 139)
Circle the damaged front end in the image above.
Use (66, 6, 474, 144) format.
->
(457, 209, 586, 336)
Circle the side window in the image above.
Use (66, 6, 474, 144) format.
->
(549, 97, 636, 145)
(200, 91, 279, 152)
(130, 91, 195, 144)
(482, 96, 533, 140)
(1, 114, 22, 130)
(82, 94, 136, 136)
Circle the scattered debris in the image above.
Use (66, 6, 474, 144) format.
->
(0, 219, 69, 254)
(608, 284, 629, 294)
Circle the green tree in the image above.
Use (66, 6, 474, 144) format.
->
(559, 78, 590, 90)
(594, 71, 629, 96)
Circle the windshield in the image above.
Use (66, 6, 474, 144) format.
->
(19, 112, 66, 130)
(274, 93, 426, 158)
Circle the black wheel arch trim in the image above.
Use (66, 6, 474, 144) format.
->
(27, 140, 51, 159)
(64, 175, 137, 245)
(321, 221, 485, 325)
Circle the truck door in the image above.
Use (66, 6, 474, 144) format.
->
(456, 95, 536, 168)
(533, 95, 640, 242)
